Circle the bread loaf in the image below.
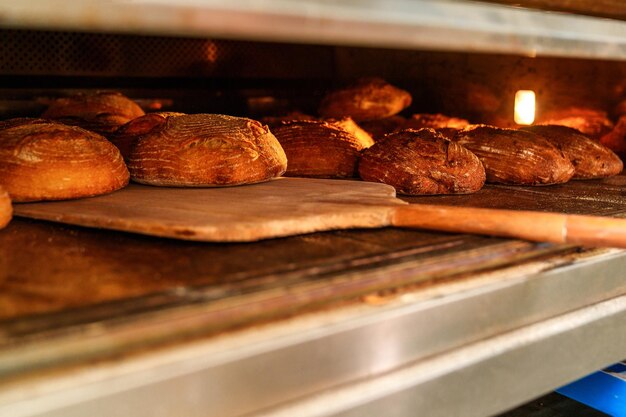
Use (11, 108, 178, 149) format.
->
(359, 128, 485, 195)
(538, 106, 613, 140)
(128, 114, 287, 187)
(0, 120, 129, 202)
(271, 120, 364, 178)
(42, 92, 145, 135)
(522, 125, 623, 179)
(0, 186, 11, 230)
(454, 125, 575, 185)
(318, 78, 411, 121)
(111, 112, 185, 160)
(261, 111, 316, 127)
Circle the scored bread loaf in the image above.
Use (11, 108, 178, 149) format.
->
(0, 186, 11, 230)
(42, 91, 145, 135)
(319, 78, 412, 121)
(128, 114, 287, 187)
(359, 128, 485, 195)
(454, 125, 575, 185)
(522, 125, 623, 179)
(0, 119, 129, 202)
(272, 120, 365, 178)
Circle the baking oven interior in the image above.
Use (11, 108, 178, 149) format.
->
(2, 21, 626, 417)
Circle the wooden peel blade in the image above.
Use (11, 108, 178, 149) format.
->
(392, 204, 626, 248)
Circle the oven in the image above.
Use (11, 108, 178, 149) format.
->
(1, 1, 626, 416)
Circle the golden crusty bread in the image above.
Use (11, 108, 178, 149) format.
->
(111, 112, 185, 160)
(0, 186, 11, 230)
(359, 129, 485, 195)
(454, 125, 575, 185)
(272, 120, 365, 178)
(42, 92, 145, 135)
(128, 114, 287, 187)
(0, 120, 129, 202)
(318, 78, 412, 121)
(522, 125, 623, 179)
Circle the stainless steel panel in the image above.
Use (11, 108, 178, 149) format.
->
(1, 1, 626, 59)
(0, 249, 624, 417)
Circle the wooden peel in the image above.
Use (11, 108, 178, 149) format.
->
(11, 177, 626, 248)
(392, 204, 626, 248)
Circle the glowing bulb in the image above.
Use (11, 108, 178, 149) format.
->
(514, 90, 536, 125)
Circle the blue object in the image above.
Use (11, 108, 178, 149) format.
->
(557, 362, 626, 416)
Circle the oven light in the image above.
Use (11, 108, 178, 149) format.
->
(514, 90, 536, 125)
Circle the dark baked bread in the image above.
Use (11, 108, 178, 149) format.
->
(538, 106, 613, 140)
(454, 125, 575, 185)
(0, 121, 129, 202)
(318, 78, 412, 121)
(111, 112, 185, 160)
(522, 125, 623, 179)
(0, 186, 11, 230)
(359, 128, 485, 195)
(42, 92, 145, 135)
(128, 114, 287, 187)
(272, 120, 364, 178)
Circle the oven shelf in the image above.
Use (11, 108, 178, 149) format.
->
(1, 0, 626, 60)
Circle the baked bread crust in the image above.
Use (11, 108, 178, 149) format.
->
(455, 125, 575, 185)
(0, 121, 129, 202)
(359, 128, 485, 195)
(0, 186, 11, 230)
(318, 78, 412, 121)
(523, 125, 623, 179)
(403, 113, 470, 130)
(128, 114, 287, 187)
(272, 120, 364, 178)
(42, 92, 145, 135)
(600, 115, 626, 160)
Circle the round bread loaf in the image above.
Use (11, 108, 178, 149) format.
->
(0, 120, 129, 202)
(42, 92, 145, 135)
(271, 120, 365, 178)
(318, 78, 412, 121)
(111, 112, 185, 160)
(455, 125, 575, 185)
(128, 114, 287, 187)
(0, 186, 11, 230)
(359, 129, 485, 195)
(522, 125, 623, 179)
